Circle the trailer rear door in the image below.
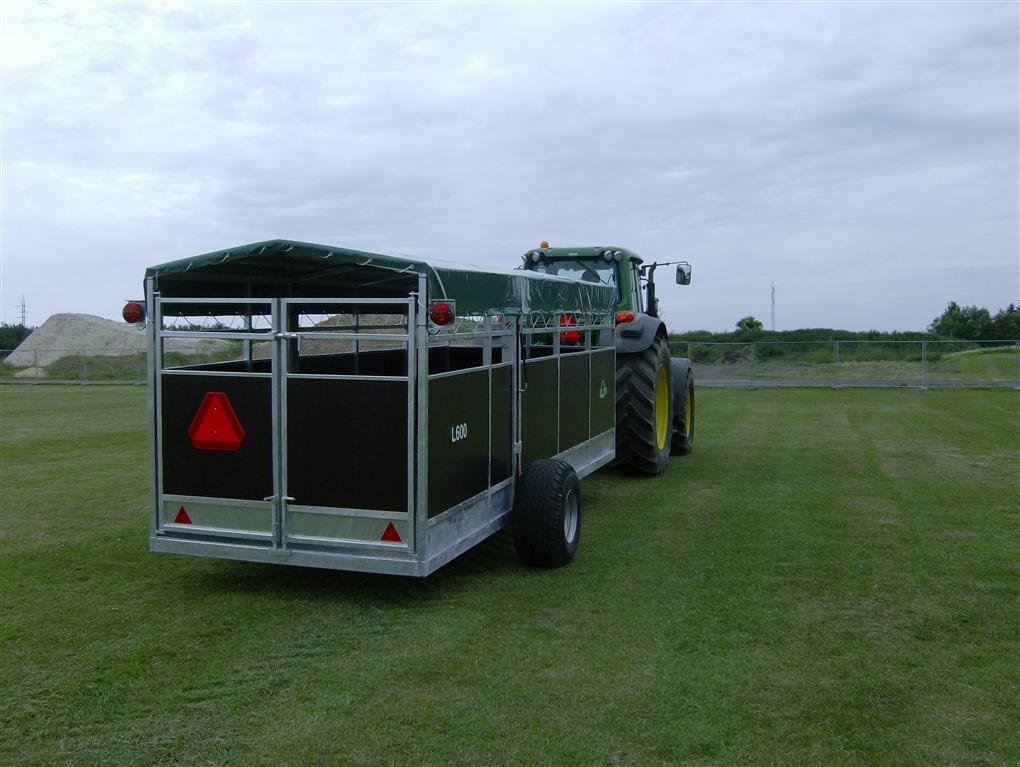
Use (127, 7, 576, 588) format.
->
(279, 298, 416, 554)
(153, 296, 418, 563)
(156, 298, 279, 545)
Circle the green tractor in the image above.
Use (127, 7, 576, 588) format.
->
(521, 242, 694, 475)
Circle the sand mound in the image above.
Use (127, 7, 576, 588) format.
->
(7, 314, 148, 367)
(6, 313, 227, 368)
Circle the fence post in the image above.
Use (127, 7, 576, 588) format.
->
(921, 339, 928, 391)
(82, 347, 88, 386)
(687, 341, 692, 360)
(1015, 339, 1019, 391)
(834, 340, 840, 388)
(750, 342, 757, 390)
(33, 349, 39, 384)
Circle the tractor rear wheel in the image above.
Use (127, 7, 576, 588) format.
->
(670, 365, 695, 455)
(512, 459, 581, 568)
(615, 335, 672, 474)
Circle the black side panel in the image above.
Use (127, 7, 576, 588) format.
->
(490, 365, 512, 485)
(590, 349, 615, 436)
(161, 375, 273, 501)
(559, 353, 590, 450)
(288, 378, 408, 512)
(428, 370, 490, 517)
(522, 357, 558, 466)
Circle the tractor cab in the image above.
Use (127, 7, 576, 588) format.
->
(520, 243, 691, 322)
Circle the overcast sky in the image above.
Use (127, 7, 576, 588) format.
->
(2, 1, 1017, 333)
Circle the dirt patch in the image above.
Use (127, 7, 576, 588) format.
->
(13, 367, 46, 379)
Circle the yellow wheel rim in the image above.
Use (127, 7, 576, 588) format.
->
(684, 387, 692, 437)
(655, 365, 669, 450)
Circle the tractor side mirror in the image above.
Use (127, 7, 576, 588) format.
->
(676, 262, 692, 285)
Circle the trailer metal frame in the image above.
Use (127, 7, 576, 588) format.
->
(144, 241, 617, 576)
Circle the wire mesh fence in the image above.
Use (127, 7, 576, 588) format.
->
(0, 344, 227, 385)
(3, 339, 1019, 388)
(669, 339, 1020, 389)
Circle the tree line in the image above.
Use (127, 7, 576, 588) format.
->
(672, 303, 1019, 344)
(927, 302, 1019, 341)
(0, 323, 34, 353)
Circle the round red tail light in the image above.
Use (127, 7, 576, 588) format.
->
(123, 301, 145, 324)
(429, 301, 455, 326)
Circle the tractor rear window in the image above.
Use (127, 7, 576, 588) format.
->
(529, 260, 618, 295)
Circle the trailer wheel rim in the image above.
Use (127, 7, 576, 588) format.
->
(655, 364, 669, 450)
(563, 487, 579, 543)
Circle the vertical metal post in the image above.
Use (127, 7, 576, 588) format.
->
(148, 282, 161, 538)
(554, 313, 561, 453)
(749, 341, 757, 390)
(484, 314, 493, 491)
(834, 340, 840, 388)
(1015, 339, 1019, 390)
(82, 346, 88, 386)
(242, 308, 252, 369)
(921, 340, 928, 390)
(406, 291, 419, 554)
(271, 298, 285, 551)
(33, 349, 39, 384)
(353, 305, 360, 376)
(587, 320, 593, 439)
(513, 315, 525, 482)
(687, 341, 692, 360)
(415, 273, 430, 558)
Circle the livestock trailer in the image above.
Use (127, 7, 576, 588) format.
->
(136, 240, 619, 576)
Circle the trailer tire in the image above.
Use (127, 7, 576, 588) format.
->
(512, 459, 581, 568)
(670, 366, 695, 456)
(615, 334, 672, 474)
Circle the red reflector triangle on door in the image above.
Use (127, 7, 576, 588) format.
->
(188, 392, 246, 451)
(381, 522, 401, 542)
(174, 506, 192, 524)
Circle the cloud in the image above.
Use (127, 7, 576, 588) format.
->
(1, 1, 1016, 331)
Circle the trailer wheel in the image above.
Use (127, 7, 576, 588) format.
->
(670, 366, 695, 456)
(512, 459, 581, 568)
(615, 334, 672, 474)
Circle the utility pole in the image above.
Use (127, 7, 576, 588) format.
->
(19, 296, 27, 326)
(770, 283, 775, 331)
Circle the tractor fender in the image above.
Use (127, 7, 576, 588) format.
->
(616, 314, 667, 355)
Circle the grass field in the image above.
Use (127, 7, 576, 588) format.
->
(691, 348, 1020, 385)
(1, 386, 1017, 765)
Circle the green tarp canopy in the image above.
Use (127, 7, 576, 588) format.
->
(146, 239, 618, 316)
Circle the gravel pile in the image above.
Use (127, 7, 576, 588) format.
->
(6, 313, 225, 368)
(6, 314, 147, 367)
(7, 311, 414, 369)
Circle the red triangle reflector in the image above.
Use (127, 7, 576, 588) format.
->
(188, 392, 246, 451)
(174, 506, 192, 524)
(380, 522, 401, 542)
